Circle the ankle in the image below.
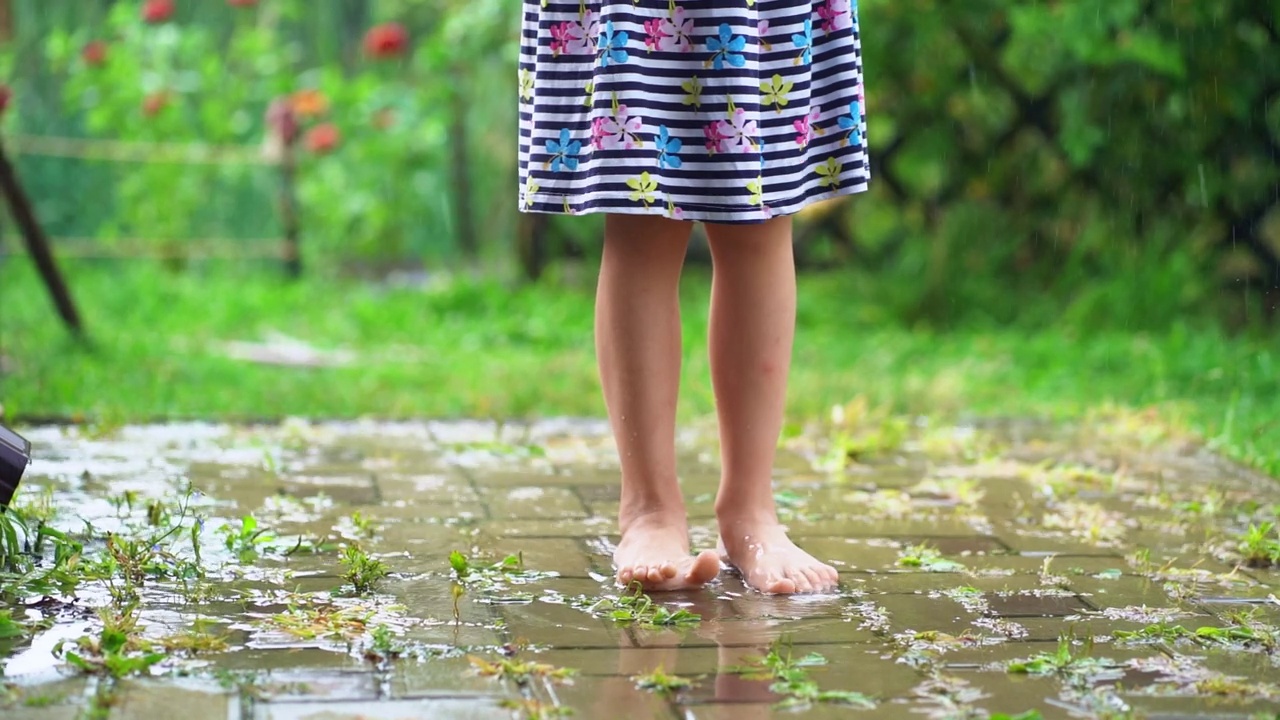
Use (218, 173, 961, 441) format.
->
(618, 498, 687, 534)
(714, 503, 780, 529)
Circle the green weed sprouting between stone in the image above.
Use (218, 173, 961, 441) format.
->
(574, 583, 700, 628)
(469, 654, 577, 686)
(218, 514, 277, 562)
(897, 543, 966, 573)
(633, 666, 697, 697)
(1007, 634, 1122, 680)
(53, 604, 164, 679)
(729, 636, 875, 710)
(1237, 522, 1280, 568)
(1114, 617, 1278, 653)
(340, 545, 389, 594)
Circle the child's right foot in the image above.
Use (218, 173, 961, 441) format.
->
(613, 511, 721, 591)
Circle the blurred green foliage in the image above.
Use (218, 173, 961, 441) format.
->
(1, 0, 1278, 330)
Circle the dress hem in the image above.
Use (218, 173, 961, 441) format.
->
(518, 181, 870, 225)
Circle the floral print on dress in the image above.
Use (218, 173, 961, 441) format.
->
(517, 0, 869, 224)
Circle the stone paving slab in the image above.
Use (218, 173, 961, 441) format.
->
(3, 416, 1279, 719)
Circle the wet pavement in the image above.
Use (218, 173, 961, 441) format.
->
(1, 410, 1278, 719)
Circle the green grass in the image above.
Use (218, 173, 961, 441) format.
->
(1, 259, 1277, 477)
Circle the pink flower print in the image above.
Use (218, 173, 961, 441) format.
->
(644, 18, 669, 51)
(590, 116, 610, 150)
(761, 206, 774, 220)
(758, 20, 772, 51)
(599, 106, 644, 150)
(817, 0, 852, 34)
(704, 121, 730, 154)
(550, 22, 575, 55)
(565, 11, 600, 55)
(793, 109, 822, 147)
(660, 8, 695, 52)
(721, 108, 759, 153)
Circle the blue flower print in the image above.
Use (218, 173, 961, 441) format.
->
(757, 133, 767, 171)
(655, 125, 683, 169)
(598, 22, 630, 67)
(792, 18, 813, 64)
(546, 128, 582, 172)
(707, 24, 747, 71)
(838, 100, 862, 145)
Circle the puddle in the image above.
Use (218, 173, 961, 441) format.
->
(1, 415, 1278, 718)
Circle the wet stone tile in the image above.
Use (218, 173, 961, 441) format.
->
(925, 672, 1079, 720)
(531, 645, 723, 678)
(501, 597, 626, 649)
(480, 485, 589, 519)
(256, 670, 378, 701)
(545, 675, 679, 720)
(986, 592, 1091, 617)
(1070, 576, 1184, 609)
(878, 593, 982, 636)
(494, 517, 616, 538)
(255, 697, 511, 720)
(392, 655, 519, 698)
(113, 679, 235, 720)
(1118, 694, 1280, 719)
(2, 705, 81, 720)
(795, 537, 903, 571)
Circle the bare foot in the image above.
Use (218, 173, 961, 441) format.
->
(716, 515, 839, 594)
(614, 512, 721, 591)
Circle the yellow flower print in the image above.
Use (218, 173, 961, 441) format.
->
(627, 172, 658, 206)
(816, 158, 843, 189)
(760, 74, 793, 114)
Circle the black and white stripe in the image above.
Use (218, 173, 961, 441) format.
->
(517, 0, 869, 224)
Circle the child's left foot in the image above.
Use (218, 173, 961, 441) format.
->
(716, 514, 839, 594)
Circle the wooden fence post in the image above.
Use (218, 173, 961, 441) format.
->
(269, 98, 302, 278)
(0, 138, 84, 336)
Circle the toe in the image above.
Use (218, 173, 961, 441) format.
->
(659, 562, 678, 579)
(789, 569, 814, 593)
(802, 568, 830, 592)
(685, 550, 721, 584)
(766, 575, 798, 594)
(617, 567, 634, 586)
(822, 564, 840, 585)
(646, 566, 667, 584)
(628, 566, 647, 587)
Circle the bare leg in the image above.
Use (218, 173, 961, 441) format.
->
(705, 217, 839, 594)
(597, 213, 720, 591)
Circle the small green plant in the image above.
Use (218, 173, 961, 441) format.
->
(54, 605, 165, 679)
(574, 584, 700, 628)
(218, 515, 276, 562)
(633, 666, 697, 696)
(1007, 634, 1121, 681)
(730, 637, 874, 710)
(362, 624, 405, 663)
(469, 655, 576, 686)
(260, 603, 376, 641)
(1237, 522, 1280, 567)
(991, 713, 1044, 720)
(897, 543, 965, 572)
(340, 545, 389, 594)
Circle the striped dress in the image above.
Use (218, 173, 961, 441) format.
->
(517, 0, 869, 225)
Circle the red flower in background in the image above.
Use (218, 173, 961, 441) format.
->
(143, 0, 174, 24)
(142, 92, 169, 117)
(83, 41, 109, 67)
(0, 86, 12, 116)
(363, 23, 408, 59)
(306, 123, 341, 154)
(227, 0, 257, 6)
